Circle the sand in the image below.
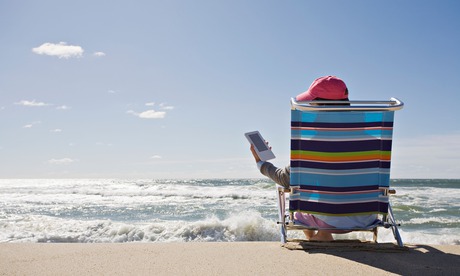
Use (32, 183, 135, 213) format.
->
(1, 242, 459, 276)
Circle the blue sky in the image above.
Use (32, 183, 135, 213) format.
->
(1, 0, 459, 179)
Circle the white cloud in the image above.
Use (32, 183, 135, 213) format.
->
(139, 110, 166, 119)
(50, 129, 62, 133)
(159, 103, 174, 110)
(127, 102, 174, 119)
(48, 158, 76, 165)
(23, 121, 41, 128)
(32, 42, 84, 59)
(56, 105, 70, 110)
(16, 100, 51, 107)
(108, 90, 116, 94)
(93, 51, 106, 57)
(127, 109, 166, 119)
(151, 155, 163, 159)
(144, 102, 174, 110)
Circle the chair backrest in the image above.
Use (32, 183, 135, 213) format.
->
(289, 98, 403, 217)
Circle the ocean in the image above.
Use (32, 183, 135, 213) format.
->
(0, 179, 458, 245)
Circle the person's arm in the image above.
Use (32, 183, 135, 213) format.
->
(259, 162, 290, 189)
(250, 144, 290, 188)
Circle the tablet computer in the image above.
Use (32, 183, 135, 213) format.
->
(245, 131, 276, 161)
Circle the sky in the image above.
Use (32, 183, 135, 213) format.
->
(1, 0, 459, 179)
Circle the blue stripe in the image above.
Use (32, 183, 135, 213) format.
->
(291, 110, 395, 124)
(291, 191, 385, 202)
(291, 167, 391, 174)
(290, 171, 390, 188)
(291, 129, 394, 140)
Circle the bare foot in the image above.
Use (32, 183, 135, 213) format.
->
(303, 230, 316, 240)
(309, 231, 334, 241)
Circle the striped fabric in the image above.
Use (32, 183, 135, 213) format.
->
(289, 110, 395, 216)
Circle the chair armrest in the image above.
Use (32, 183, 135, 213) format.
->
(379, 187, 396, 195)
(277, 186, 291, 193)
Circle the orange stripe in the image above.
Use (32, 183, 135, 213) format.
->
(291, 153, 391, 162)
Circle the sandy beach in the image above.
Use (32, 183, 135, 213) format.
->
(1, 242, 459, 276)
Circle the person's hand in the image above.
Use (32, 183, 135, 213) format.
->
(250, 144, 261, 162)
(250, 141, 271, 163)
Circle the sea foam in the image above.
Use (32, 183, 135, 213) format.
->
(0, 179, 459, 245)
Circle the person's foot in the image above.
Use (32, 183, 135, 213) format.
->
(303, 230, 316, 240)
(309, 231, 334, 241)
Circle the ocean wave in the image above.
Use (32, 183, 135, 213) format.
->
(1, 179, 459, 245)
(406, 217, 460, 226)
(0, 211, 282, 243)
(2, 212, 458, 246)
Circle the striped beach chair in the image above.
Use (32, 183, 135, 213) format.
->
(277, 98, 404, 247)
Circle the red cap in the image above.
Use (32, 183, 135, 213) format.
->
(296, 76, 348, 101)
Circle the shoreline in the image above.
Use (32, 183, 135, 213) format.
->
(1, 242, 459, 275)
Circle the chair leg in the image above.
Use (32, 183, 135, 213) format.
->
(277, 187, 287, 244)
(373, 227, 378, 243)
(280, 224, 287, 244)
(388, 204, 404, 247)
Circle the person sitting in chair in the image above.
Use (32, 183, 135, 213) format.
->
(250, 76, 377, 241)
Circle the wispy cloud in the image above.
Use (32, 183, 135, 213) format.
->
(23, 121, 41, 128)
(159, 103, 174, 110)
(127, 110, 166, 119)
(48, 158, 76, 165)
(32, 42, 84, 59)
(150, 155, 163, 159)
(16, 100, 51, 107)
(50, 129, 62, 133)
(127, 102, 174, 119)
(56, 105, 70, 110)
(93, 51, 106, 57)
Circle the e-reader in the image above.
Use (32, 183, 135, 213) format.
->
(245, 131, 276, 161)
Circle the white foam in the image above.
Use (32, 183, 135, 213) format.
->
(2, 212, 459, 245)
(406, 217, 460, 225)
(0, 211, 282, 243)
(1, 179, 458, 245)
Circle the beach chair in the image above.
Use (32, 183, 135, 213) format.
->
(277, 97, 404, 247)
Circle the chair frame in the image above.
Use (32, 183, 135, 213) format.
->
(277, 98, 404, 247)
